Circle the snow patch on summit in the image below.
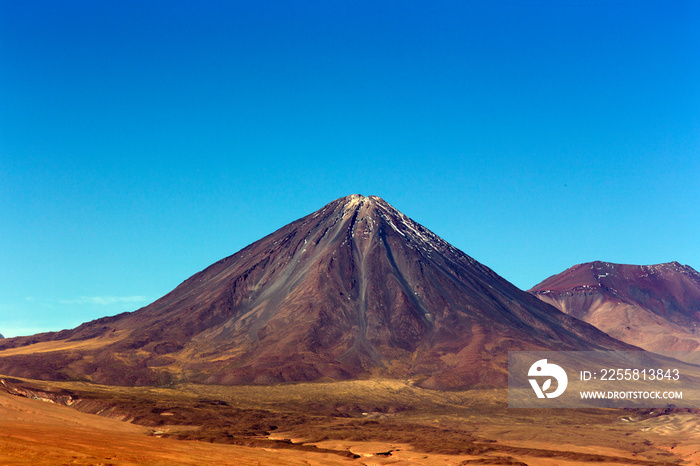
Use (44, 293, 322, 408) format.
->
(371, 198, 480, 268)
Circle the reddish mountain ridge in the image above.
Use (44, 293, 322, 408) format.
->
(0, 195, 632, 388)
(530, 261, 700, 357)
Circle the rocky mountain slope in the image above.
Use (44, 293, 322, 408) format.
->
(0, 195, 633, 388)
(530, 261, 700, 358)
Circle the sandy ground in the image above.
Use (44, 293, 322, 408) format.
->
(1, 381, 697, 466)
(0, 391, 354, 465)
(641, 413, 700, 465)
(304, 439, 681, 466)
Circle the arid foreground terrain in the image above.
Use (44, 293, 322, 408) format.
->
(1, 376, 698, 465)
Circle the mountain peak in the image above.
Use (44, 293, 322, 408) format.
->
(338, 193, 376, 215)
(532, 261, 699, 293)
(338, 194, 388, 212)
(322, 195, 447, 256)
(530, 261, 700, 354)
(0, 196, 631, 388)
(341, 193, 367, 207)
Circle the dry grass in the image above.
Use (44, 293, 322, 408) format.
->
(1, 375, 694, 465)
(0, 331, 128, 356)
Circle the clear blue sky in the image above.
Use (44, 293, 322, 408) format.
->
(1, 1, 698, 338)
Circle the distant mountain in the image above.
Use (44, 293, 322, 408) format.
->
(0, 333, 4, 339)
(0, 195, 632, 388)
(530, 261, 700, 358)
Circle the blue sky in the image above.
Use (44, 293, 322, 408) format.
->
(1, 1, 698, 338)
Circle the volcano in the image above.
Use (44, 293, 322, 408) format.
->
(530, 261, 700, 357)
(0, 195, 632, 388)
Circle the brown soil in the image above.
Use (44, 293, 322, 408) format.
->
(1, 376, 694, 465)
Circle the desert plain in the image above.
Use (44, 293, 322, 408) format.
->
(1, 376, 698, 465)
